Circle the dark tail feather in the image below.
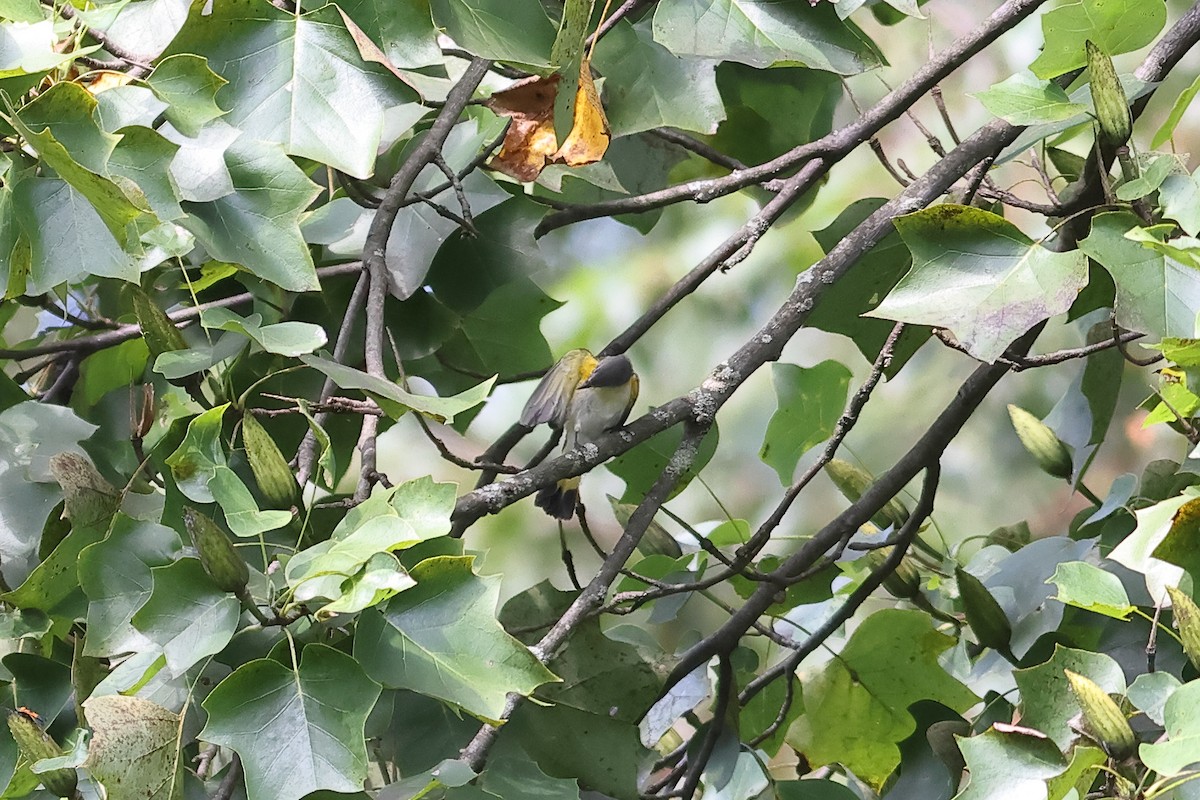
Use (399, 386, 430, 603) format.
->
(535, 482, 579, 519)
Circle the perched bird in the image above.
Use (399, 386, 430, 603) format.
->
(520, 349, 639, 519)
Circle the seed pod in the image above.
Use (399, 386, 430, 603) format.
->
(241, 411, 298, 509)
(129, 286, 187, 360)
(1007, 405, 1073, 480)
(1167, 586, 1200, 670)
(866, 548, 921, 599)
(1086, 41, 1132, 151)
(184, 507, 249, 595)
(7, 711, 78, 798)
(955, 567, 1013, 653)
(1065, 670, 1135, 759)
(825, 459, 911, 530)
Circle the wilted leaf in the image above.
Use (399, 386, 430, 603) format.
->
(83, 695, 182, 800)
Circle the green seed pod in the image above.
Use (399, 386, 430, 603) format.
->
(1086, 40, 1132, 151)
(825, 459, 911, 530)
(129, 286, 187, 361)
(241, 411, 299, 509)
(184, 507, 249, 595)
(1065, 670, 1136, 759)
(866, 548, 921, 600)
(955, 567, 1012, 653)
(1167, 586, 1200, 670)
(7, 712, 78, 798)
(1007, 405, 1073, 480)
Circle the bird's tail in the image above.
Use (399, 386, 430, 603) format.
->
(535, 477, 581, 520)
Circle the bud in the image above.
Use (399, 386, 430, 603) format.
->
(1007, 405, 1073, 480)
(866, 548, 921, 599)
(825, 459, 910, 530)
(1086, 41, 1132, 151)
(8, 712, 78, 798)
(1065, 670, 1135, 758)
(184, 507, 249, 595)
(1167, 586, 1200, 670)
(129, 286, 187, 360)
(240, 411, 298, 509)
(955, 567, 1013, 653)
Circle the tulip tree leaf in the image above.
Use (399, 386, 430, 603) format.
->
(592, 20, 725, 137)
(1046, 561, 1134, 619)
(83, 695, 184, 800)
(338, 0, 442, 69)
(1080, 211, 1200, 340)
(428, 0, 556, 67)
(974, 73, 1088, 125)
(201, 644, 381, 800)
(179, 136, 321, 293)
(954, 728, 1068, 800)
(785, 609, 977, 787)
(145, 53, 227, 137)
(1030, 0, 1166, 79)
(1012, 646, 1125, 750)
(1138, 679, 1200, 777)
(354, 556, 558, 721)
(652, 0, 880, 74)
(301, 355, 494, 423)
(131, 559, 240, 677)
(166, 0, 422, 178)
(759, 360, 852, 485)
(867, 205, 1088, 364)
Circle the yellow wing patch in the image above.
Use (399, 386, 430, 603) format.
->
(519, 348, 598, 428)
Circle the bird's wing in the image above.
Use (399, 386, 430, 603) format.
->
(519, 348, 597, 428)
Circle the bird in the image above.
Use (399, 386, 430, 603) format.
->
(519, 349, 639, 519)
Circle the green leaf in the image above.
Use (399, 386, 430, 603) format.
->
(301, 355, 494, 423)
(953, 728, 1067, 800)
(166, 0, 422, 179)
(500, 582, 660, 722)
(498, 702, 645, 800)
(0, 18, 98, 76)
(338, 0, 441, 69)
(428, 0, 556, 67)
(433, 278, 562, 380)
(786, 609, 977, 788)
(1030, 0, 1166, 79)
(82, 695, 182, 800)
(13, 177, 139, 294)
(208, 466, 293, 537)
(1114, 153, 1182, 201)
(131, 559, 240, 677)
(145, 53, 227, 137)
(10, 83, 152, 248)
(609, 421, 719, 505)
(4, 518, 110, 618)
(973, 73, 1088, 125)
(714, 62, 842, 163)
(759, 360, 852, 485)
(354, 556, 558, 721)
(480, 754, 582, 800)
(1153, 71, 1200, 148)
(1109, 490, 1198, 599)
(1080, 211, 1200, 339)
(1046, 561, 1134, 619)
(1159, 169, 1200, 236)
(75, 339, 149, 411)
(201, 644, 381, 800)
(810, 198, 929, 375)
(1140, 678, 1200, 776)
(165, 404, 228, 504)
(652, 0, 879, 74)
(1012, 646, 1125, 750)
(199, 307, 327, 357)
(1127, 671, 1180, 726)
(592, 20, 725, 137)
(78, 514, 182, 657)
(0, 402, 96, 587)
(107, 126, 184, 222)
(180, 135, 321, 293)
(285, 481, 443, 611)
(867, 205, 1088, 364)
